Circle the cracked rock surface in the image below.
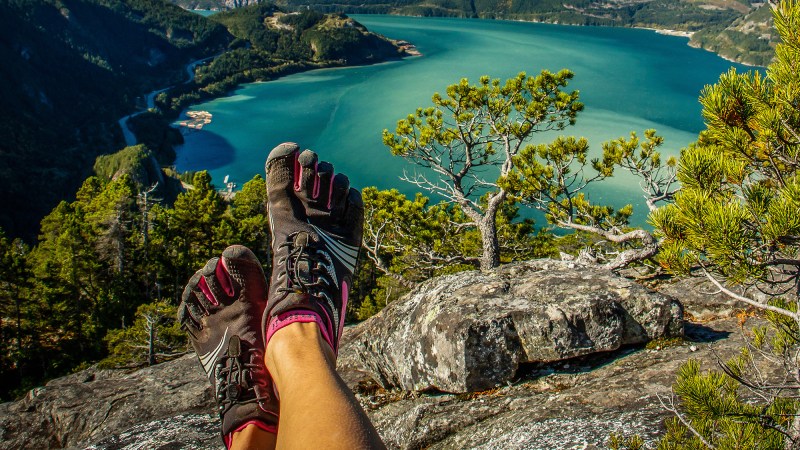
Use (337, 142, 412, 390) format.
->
(341, 260, 684, 392)
(0, 259, 750, 449)
(0, 355, 214, 449)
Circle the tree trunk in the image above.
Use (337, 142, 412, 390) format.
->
(147, 317, 156, 366)
(478, 218, 500, 270)
(15, 292, 21, 356)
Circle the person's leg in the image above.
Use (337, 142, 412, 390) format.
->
(261, 142, 385, 449)
(265, 322, 386, 450)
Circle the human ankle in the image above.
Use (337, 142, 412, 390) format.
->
(265, 322, 335, 383)
(229, 422, 277, 450)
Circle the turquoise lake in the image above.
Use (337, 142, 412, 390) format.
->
(174, 15, 754, 225)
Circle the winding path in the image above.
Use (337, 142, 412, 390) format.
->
(117, 54, 219, 147)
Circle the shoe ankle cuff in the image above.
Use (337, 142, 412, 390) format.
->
(266, 309, 335, 353)
(224, 420, 277, 449)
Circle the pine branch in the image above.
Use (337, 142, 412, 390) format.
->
(556, 220, 659, 269)
(702, 267, 800, 321)
(659, 393, 717, 449)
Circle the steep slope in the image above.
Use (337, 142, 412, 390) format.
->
(690, 2, 777, 66)
(0, 0, 232, 241)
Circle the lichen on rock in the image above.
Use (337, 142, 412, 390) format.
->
(342, 259, 684, 393)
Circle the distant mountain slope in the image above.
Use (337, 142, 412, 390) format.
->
(170, 0, 778, 65)
(0, 0, 232, 241)
(151, 4, 405, 119)
(1, 0, 404, 242)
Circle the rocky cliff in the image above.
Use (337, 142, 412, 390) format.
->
(0, 259, 752, 449)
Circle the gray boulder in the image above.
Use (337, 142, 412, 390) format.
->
(86, 413, 220, 450)
(341, 260, 683, 393)
(0, 355, 215, 449)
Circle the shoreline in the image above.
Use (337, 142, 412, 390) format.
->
(652, 28, 693, 38)
(352, 13, 763, 67)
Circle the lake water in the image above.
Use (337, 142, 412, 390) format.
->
(174, 15, 754, 225)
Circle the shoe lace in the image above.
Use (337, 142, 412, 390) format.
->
(275, 231, 339, 334)
(215, 344, 270, 415)
(276, 231, 336, 303)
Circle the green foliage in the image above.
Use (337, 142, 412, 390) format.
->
(94, 145, 153, 180)
(26, 175, 141, 384)
(0, 0, 230, 241)
(231, 175, 271, 268)
(653, 2, 800, 447)
(657, 359, 793, 449)
(362, 187, 554, 286)
(0, 170, 276, 398)
(505, 130, 670, 230)
(361, 187, 476, 281)
(0, 230, 32, 394)
(654, 0, 800, 283)
(644, 336, 685, 350)
(502, 127, 672, 269)
(355, 275, 409, 320)
(384, 71, 581, 269)
(102, 301, 186, 368)
(384, 70, 583, 163)
(608, 433, 645, 450)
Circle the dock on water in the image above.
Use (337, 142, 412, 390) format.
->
(178, 110, 212, 131)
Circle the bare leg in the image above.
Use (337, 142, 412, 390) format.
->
(230, 425, 277, 450)
(265, 322, 386, 450)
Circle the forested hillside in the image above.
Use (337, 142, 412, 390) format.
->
(0, 0, 405, 398)
(0, 0, 232, 242)
(173, 0, 778, 65)
(158, 5, 402, 114)
(0, 0, 402, 244)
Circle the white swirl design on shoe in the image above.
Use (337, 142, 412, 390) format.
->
(199, 326, 229, 376)
(308, 223, 359, 273)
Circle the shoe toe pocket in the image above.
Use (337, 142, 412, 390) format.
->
(266, 142, 300, 167)
(178, 302, 202, 331)
(344, 188, 364, 239)
(314, 161, 334, 205)
(297, 150, 319, 197)
(330, 173, 350, 217)
(265, 143, 300, 193)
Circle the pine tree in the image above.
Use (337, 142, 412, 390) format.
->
(230, 174, 271, 268)
(501, 129, 678, 269)
(651, 1, 800, 447)
(383, 71, 582, 270)
(103, 301, 186, 368)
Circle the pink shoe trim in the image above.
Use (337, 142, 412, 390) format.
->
(338, 281, 349, 352)
(224, 421, 277, 449)
(293, 151, 302, 191)
(218, 257, 235, 297)
(265, 310, 334, 352)
(197, 276, 218, 306)
(312, 162, 321, 199)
